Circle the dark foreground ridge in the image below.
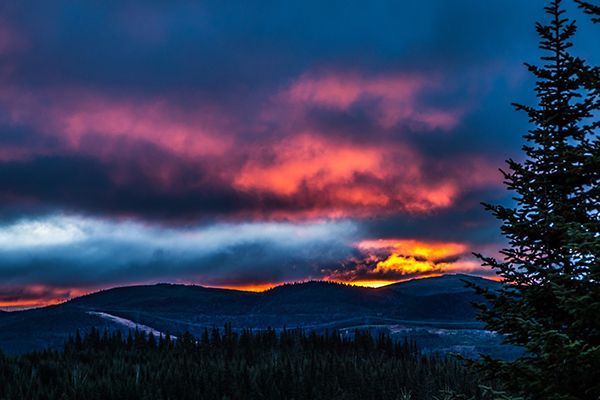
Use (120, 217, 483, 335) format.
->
(0, 326, 487, 400)
(0, 274, 515, 357)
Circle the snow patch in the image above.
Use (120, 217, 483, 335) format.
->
(87, 311, 176, 339)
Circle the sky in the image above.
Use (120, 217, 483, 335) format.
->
(0, 0, 598, 310)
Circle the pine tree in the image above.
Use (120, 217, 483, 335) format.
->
(576, 1, 600, 105)
(576, 0, 600, 23)
(470, 1, 600, 399)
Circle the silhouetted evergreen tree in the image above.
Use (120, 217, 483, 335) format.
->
(576, 0, 600, 22)
(471, 1, 599, 399)
(576, 1, 600, 117)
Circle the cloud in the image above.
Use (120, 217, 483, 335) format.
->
(322, 239, 485, 286)
(0, 19, 27, 56)
(0, 73, 503, 221)
(0, 86, 232, 160)
(0, 214, 499, 308)
(281, 72, 461, 130)
(233, 131, 500, 217)
(0, 286, 83, 311)
(0, 217, 86, 248)
(0, 214, 358, 291)
(0, 154, 252, 221)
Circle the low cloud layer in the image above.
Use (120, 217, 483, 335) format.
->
(0, 215, 496, 309)
(0, 215, 357, 286)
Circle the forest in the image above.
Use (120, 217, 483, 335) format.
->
(0, 326, 494, 400)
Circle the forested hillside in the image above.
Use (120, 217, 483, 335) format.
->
(0, 327, 490, 400)
(0, 275, 503, 355)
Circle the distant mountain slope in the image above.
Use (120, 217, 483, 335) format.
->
(383, 274, 499, 296)
(0, 305, 123, 354)
(71, 283, 257, 314)
(0, 274, 501, 354)
(256, 281, 391, 315)
(377, 274, 499, 320)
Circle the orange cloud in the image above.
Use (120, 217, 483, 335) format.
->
(233, 133, 388, 196)
(375, 254, 441, 274)
(323, 239, 480, 287)
(0, 298, 64, 311)
(357, 239, 467, 260)
(233, 133, 468, 216)
(0, 285, 88, 311)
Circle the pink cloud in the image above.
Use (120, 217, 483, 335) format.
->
(0, 21, 28, 83)
(0, 20, 28, 55)
(0, 284, 87, 311)
(0, 86, 233, 160)
(0, 69, 501, 220)
(0, 146, 36, 162)
(281, 71, 462, 130)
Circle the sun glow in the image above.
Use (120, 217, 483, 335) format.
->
(322, 239, 475, 287)
(0, 298, 65, 311)
(208, 283, 279, 292)
(357, 239, 467, 259)
(375, 254, 441, 274)
(327, 274, 445, 289)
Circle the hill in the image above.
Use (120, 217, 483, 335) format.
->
(383, 274, 498, 296)
(0, 274, 513, 357)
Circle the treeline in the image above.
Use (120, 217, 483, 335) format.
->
(0, 326, 487, 400)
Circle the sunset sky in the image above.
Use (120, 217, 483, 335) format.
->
(1, 0, 598, 309)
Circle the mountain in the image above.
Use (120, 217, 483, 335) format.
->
(384, 274, 498, 296)
(376, 274, 500, 321)
(71, 283, 256, 314)
(0, 274, 509, 356)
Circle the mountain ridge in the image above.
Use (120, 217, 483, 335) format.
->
(0, 274, 502, 355)
(68, 272, 496, 300)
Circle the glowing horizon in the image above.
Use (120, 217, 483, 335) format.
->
(2, 272, 499, 311)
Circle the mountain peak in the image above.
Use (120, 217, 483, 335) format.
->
(381, 273, 499, 296)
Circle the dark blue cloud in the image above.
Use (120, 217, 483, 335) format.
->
(0, 0, 559, 92)
(0, 216, 358, 288)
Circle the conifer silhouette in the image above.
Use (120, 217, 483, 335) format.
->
(470, 1, 600, 398)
